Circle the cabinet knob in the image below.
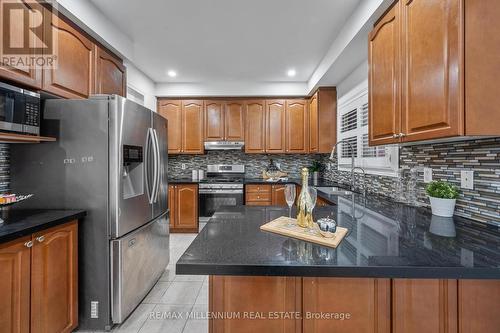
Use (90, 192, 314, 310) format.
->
(393, 134, 399, 139)
(36, 236, 45, 243)
(399, 133, 406, 137)
(24, 241, 33, 248)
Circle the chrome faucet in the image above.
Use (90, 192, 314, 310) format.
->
(352, 166, 367, 197)
(329, 140, 362, 194)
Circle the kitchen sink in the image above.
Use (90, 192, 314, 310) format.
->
(315, 186, 353, 196)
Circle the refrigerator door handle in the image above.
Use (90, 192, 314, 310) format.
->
(153, 129, 162, 203)
(145, 128, 153, 204)
(150, 128, 159, 203)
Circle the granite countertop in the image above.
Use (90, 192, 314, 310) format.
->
(176, 194, 500, 279)
(0, 209, 86, 244)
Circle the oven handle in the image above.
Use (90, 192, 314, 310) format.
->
(199, 189, 244, 194)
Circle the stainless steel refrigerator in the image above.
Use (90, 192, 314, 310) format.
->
(11, 95, 169, 331)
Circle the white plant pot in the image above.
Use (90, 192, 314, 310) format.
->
(429, 196, 456, 217)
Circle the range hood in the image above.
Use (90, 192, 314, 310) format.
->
(204, 141, 245, 150)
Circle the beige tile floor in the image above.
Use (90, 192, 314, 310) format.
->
(76, 224, 208, 333)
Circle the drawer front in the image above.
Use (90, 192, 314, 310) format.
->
(246, 192, 272, 202)
(246, 201, 271, 206)
(246, 184, 272, 193)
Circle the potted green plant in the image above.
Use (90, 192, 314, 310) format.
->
(308, 161, 322, 183)
(426, 180, 459, 217)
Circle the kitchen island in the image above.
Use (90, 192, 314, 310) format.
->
(177, 191, 500, 333)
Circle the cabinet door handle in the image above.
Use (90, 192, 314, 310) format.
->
(24, 241, 33, 248)
(392, 134, 399, 139)
(399, 133, 406, 137)
(36, 236, 45, 243)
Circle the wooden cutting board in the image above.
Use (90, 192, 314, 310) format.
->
(260, 216, 348, 249)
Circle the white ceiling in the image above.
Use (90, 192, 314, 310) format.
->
(89, 0, 361, 84)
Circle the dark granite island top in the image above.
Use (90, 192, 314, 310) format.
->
(177, 194, 500, 279)
(0, 209, 86, 244)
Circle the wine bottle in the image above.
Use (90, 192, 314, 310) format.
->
(296, 168, 313, 228)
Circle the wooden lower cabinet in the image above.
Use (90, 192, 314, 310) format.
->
(245, 184, 272, 206)
(0, 221, 78, 333)
(303, 278, 390, 333)
(0, 237, 32, 333)
(31, 222, 78, 333)
(458, 280, 500, 333)
(271, 185, 287, 206)
(169, 184, 199, 233)
(392, 279, 457, 333)
(245, 184, 327, 207)
(208, 276, 500, 333)
(210, 276, 302, 333)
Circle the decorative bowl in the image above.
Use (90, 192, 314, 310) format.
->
(316, 217, 337, 238)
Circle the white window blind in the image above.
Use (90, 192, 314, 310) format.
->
(337, 80, 399, 177)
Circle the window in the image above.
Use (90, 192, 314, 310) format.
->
(337, 80, 399, 176)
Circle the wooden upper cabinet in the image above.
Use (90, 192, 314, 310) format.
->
(392, 279, 457, 333)
(205, 100, 245, 141)
(0, 0, 43, 89)
(286, 99, 308, 153)
(0, 237, 31, 333)
(266, 100, 286, 153)
(308, 94, 319, 153)
(158, 100, 182, 154)
(225, 101, 245, 141)
(401, 0, 463, 142)
(31, 221, 78, 333)
(303, 278, 390, 333)
(465, 0, 500, 136)
(205, 100, 225, 141)
(95, 46, 126, 96)
(43, 11, 95, 99)
(245, 100, 266, 153)
(369, 2, 401, 146)
(317, 88, 337, 153)
(182, 100, 204, 154)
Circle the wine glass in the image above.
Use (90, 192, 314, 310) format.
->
(307, 187, 318, 233)
(284, 184, 296, 225)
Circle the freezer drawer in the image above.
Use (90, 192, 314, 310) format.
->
(111, 212, 170, 323)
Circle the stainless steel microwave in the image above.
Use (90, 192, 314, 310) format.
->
(0, 82, 40, 135)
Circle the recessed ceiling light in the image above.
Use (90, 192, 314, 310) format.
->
(167, 70, 177, 78)
(287, 69, 296, 77)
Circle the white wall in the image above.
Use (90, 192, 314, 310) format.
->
(155, 81, 308, 97)
(125, 61, 157, 111)
(337, 61, 368, 99)
(55, 0, 157, 111)
(54, 0, 133, 59)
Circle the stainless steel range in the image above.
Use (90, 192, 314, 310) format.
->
(199, 164, 245, 221)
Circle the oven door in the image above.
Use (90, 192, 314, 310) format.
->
(199, 189, 243, 220)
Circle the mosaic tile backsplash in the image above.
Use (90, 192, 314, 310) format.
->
(168, 151, 324, 179)
(0, 144, 10, 193)
(322, 138, 500, 226)
(169, 138, 500, 226)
